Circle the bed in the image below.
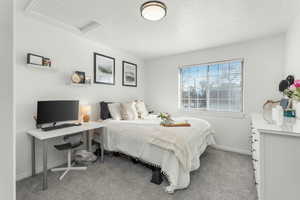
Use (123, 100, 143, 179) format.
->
(95, 114, 215, 193)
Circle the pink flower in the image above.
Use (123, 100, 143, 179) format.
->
(294, 80, 300, 88)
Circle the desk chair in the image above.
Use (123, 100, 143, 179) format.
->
(51, 134, 87, 180)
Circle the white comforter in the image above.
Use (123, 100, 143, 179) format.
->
(100, 115, 215, 193)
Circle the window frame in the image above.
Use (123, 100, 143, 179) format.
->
(178, 58, 245, 115)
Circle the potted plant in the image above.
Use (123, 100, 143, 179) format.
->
(157, 112, 173, 125)
(283, 79, 300, 118)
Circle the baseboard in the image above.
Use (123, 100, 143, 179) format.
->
(16, 159, 65, 181)
(212, 144, 251, 155)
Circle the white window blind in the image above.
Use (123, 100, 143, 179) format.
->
(179, 59, 243, 112)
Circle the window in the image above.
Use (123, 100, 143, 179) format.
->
(179, 59, 243, 112)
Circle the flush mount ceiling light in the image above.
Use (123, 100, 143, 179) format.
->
(141, 1, 167, 21)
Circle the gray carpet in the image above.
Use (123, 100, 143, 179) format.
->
(17, 148, 257, 200)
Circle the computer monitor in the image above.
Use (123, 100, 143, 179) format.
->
(36, 100, 79, 125)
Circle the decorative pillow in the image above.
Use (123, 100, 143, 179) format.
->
(100, 101, 112, 120)
(135, 100, 149, 119)
(108, 103, 122, 120)
(121, 102, 139, 120)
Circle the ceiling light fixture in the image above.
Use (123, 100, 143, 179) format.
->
(141, 1, 167, 21)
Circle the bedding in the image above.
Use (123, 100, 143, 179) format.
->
(99, 101, 112, 120)
(120, 102, 139, 120)
(108, 103, 122, 120)
(135, 100, 148, 119)
(98, 114, 215, 193)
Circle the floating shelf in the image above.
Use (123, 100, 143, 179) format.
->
(70, 82, 92, 86)
(27, 64, 54, 70)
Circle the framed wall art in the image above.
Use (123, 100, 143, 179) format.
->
(94, 53, 115, 85)
(122, 61, 137, 87)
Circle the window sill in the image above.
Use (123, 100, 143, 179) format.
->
(178, 109, 246, 119)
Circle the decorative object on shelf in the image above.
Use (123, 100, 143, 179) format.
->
(85, 76, 92, 84)
(27, 53, 52, 68)
(286, 75, 295, 86)
(71, 71, 86, 84)
(80, 104, 91, 122)
(27, 53, 43, 65)
(262, 100, 280, 123)
(141, 1, 167, 21)
(284, 109, 296, 118)
(157, 112, 173, 125)
(94, 53, 115, 85)
(42, 58, 51, 67)
(295, 102, 300, 119)
(122, 61, 137, 87)
(279, 98, 290, 109)
(272, 105, 284, 124)
(278, 75, 300, 118)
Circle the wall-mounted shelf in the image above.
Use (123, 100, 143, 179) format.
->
(70, 82, 92, 86)
(27, 64, 54, 70)
(27, 53, 53, 70)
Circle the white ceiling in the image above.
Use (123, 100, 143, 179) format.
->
(27, 0, 300, 60)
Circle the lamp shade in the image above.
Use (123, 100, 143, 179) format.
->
(80, 105, 91, 115)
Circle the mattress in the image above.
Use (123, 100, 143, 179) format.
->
(95, 115, 215, 193)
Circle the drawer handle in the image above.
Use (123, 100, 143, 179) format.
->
(251, 149, 256, 152)
(252, 159, 258, 162)
(255, 182, 258, 185)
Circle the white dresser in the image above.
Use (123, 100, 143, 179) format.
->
(251, 113, 300, 200)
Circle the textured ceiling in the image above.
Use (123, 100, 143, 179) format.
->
(26, 0, 300, 59)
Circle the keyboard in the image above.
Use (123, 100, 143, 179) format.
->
(42, 123, 82, 131)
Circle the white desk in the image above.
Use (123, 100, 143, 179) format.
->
(27, 122, 106, 190)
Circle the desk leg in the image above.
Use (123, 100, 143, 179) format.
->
(31, 137, 36, 176)
(100, 128, 105, 162)
(42, 140, 48, 190)
(86, 130, 92, 152)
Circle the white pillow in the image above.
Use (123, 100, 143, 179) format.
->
(121, 102, 139, 120)
(108, 103, 122, 120)
(135, 100, 148, 119)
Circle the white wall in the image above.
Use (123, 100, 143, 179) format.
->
(145, 35, 285, 154)
(0, 0, 15, 199)
(285, 15, 300, 77)
(16, 1, 145, 180)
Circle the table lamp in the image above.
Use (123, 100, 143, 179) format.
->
(80, 105, 91, 122)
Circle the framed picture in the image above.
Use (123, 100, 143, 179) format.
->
(27, 53, 44, 66)
(94, 53, 115, 85)
(122, 61, 137, 87)
(71, 71, 86, 84)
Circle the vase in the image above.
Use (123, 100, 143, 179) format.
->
(294, 101, 300, 119)
(161, 119, 172, 125)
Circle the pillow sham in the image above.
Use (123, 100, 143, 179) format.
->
(108, 103, 122, 120)
(135, 100, 149, 119)
(121, 102, 139, 120)
(100, 101, 112, 120)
